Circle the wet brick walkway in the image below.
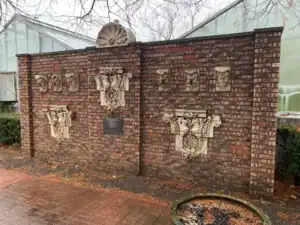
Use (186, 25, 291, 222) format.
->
(0, 169, 171, 225)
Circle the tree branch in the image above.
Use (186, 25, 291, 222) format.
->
(1, 0, 300, 41)
(79, 0, 96, 18)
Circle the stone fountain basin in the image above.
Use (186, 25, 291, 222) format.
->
(171, 193, 271, 225)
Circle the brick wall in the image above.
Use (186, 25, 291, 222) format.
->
(250, 30, 282, 195)
(141, 35, 255, 192)
(18, 27, 283, 196)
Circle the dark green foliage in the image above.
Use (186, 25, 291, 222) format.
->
(0, 114, 20, 145)
(0, 102, 16, 113)
(277, 125, 300, 179)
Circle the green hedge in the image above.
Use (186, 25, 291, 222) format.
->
(277, 125, 300, 180)
(0, 114, 20, 145)
(0, 102, 16, 113)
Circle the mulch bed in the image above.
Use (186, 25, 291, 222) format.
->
(177, 199, 262, 225)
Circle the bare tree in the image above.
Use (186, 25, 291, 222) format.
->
(0, 0, 220, 40)
(241, 0, 300, 30)
(1, 0, 300, 41)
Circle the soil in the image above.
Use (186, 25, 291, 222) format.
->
(177, 198, 263, 225)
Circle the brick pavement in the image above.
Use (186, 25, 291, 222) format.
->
(0, 150, 300, 225)
(0, 169, 171, 225)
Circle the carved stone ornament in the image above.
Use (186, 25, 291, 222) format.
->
(34, 75, 48, 92)
(185, 69, 199, 92)
(163, 109, 221, 157)
(157, 69, 170, 91)
(45, 105, 72, 141)
(96, 20, 136, 48)
(50, 74, 63, 92)
(65, 73, 79, 92)
(95, 67, 132, 111)
(215, 67, 231, 92)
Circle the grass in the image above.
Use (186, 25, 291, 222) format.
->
(0, 113, 20, 120)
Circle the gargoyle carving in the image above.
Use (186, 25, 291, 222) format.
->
(50, 74, 63, 92)
(215, 67, 231, 92)
(65, 73, 79, 92)
(157, 69, 170, 91)
(34, 75, 48, 92)
(185, 69, 199, 92)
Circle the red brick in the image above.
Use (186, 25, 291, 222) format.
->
(0, 170, 169, 225)
(17, 28, 283, 197)
(230, 145, 250, 157)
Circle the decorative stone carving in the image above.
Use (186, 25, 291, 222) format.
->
(157, 69, 170, 91)
(45, 105, 72, 141)
(50, 74, 63, 92)
(34, 75, 48, 92)
(215, 67, 231, 92)
(65, 73, 79, 92)
(34, 72, 79, 93)
(185, 69, 199, 92)
(96, 20, 136, 48)
(163, 109, 221, 157)
(95, 67, 132, 111)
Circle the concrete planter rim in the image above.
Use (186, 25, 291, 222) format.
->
(170, 193, 272, 225)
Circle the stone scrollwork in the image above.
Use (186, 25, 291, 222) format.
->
(184, 69, 199, 92)
(65, 72, 79, 92)
(95, 67, 132, 111)
(50, 74, 63, 92)
(45, 105, 72, 141)
(163, 109, 221, 157)
(215, 66, 231, 92)
(34, 75, 48, 92)
(157, 69, 170, 91)
(96, 20, 136, 48)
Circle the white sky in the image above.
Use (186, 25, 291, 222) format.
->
(1, 0, 235, 41)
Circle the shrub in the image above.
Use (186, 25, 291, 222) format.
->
(277, 125, 300, 181)
(0, 102, 17, 113)
(0, 114, 20, 145)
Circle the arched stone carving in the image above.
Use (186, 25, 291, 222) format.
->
(95, 67, 132, 111)
(96, 20, 136, 48)
(65, 73, 79, 92)
(185, 69, 199, 92)
(215, 67, 231, 92)
(45, 105, 72, 141)
(163, 109, 221, 157)
(34, 75, 48, 92)
(50, 74, 63, 92)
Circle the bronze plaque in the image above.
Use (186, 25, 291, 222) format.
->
(103, 117, 124, 135)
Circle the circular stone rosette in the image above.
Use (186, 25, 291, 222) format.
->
(171, 193, 272, 225)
